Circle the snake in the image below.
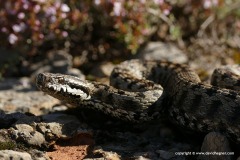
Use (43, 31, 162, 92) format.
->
(35, 59, 240, 143)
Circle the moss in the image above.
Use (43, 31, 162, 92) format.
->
(0, 141, 17, 150)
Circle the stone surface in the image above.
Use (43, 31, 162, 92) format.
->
(136, 42, 188, 63)
(40, 113, 90, 139)
(11, 123, 46, 147)
(28, 149, 50, 160)
(0, 90, 59, 116)
(30, 49, 85, 80)
(93, 149, 121, 160)
(7, 113, 92, 149)
(89, 62, 115, 78)
(0, 150, 32, 160)
(0, 129, 17, 150)
(199, 132, 232, 160)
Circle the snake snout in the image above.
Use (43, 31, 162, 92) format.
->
(36, 73, 46, 89)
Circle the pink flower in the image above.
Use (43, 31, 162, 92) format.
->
(18, 12, 25, 19)
(12, 23, 26, 33)
(35, 20, 40, 26)
(140, 0, 146, 4)
(39, 34, 44, 39)
(203, 0, 218, 9)
(46, 6, 56, 16)
(163, 9, 170, 15)
(1, 27, 8, 33)
(62, 31, 68, 37)
(54, 1, 61, 8)
(113, 2, 122, 16)
(12, 25, 21, 32)
(23, 3, 29, 10)
(142, 28, 150, 35)
(154, 0, 164, 5)
(94, 0, 101, 5)
(34, 5, 41, 13)
(8, 34, 18, 44)
(61, 4, 70, 12)
(61, 13, 67, 18)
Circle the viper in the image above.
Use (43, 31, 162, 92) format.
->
(36, 59, 240, 143)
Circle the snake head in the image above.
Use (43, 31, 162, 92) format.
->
(36, 73, 91, 101)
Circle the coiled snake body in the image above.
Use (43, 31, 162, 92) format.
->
(36, 59, 240, 142)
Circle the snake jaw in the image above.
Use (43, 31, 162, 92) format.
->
(36, 73, 91, 101)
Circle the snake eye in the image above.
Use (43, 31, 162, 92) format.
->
(57, 77, 65, 84)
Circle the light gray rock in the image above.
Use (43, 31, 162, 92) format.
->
(0, 90, 59, 115)
(11, 124, 45, 147)
(31, 50, 85, 80)
(136, 42, 188, 63)
(7, 113, 91, 149)
(89, 62, 115, 77)
(41, 113, 89, 139)
(0, 150, 32, 160)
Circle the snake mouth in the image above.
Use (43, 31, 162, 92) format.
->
(36, 73, 91, 100)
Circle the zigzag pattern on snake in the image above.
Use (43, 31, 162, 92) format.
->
(36, 59, 240, 142)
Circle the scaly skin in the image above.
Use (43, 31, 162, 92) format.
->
(36, 59, 240, 142)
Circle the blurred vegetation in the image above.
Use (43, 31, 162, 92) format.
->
(0, 0, 239, 77)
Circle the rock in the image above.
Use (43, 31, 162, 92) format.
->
(0, 129, 17, 150)
(41, 113, 90, 139)
(211, 64, 240, 91)
(9, 116, 45, 147)
(198, 132, 232, 160)
(11, 124, 46, 147)
(0, 90, 60, 115)
(89, 62, 115, 78)
(28, 149, 50, 160)
(30, 50, 85, 80)
(136, 42, 188, 63)
(93, 149, 121, 160)
(5, 113, 92, 149)
(0, 150, 32, 160)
